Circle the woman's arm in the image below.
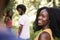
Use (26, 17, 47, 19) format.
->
(38, 32, 51, 40)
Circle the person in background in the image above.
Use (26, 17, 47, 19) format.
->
(0, 10, 17, 40)
(33, 7, 60, 40)
(4, 9, 13, 32)
(16, 4, 30, 40)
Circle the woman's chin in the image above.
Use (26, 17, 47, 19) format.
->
(38, 23, 43, 26)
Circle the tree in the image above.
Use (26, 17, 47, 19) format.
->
(5, 0, 17, 10)
(53, 0, 56, 7)
(0, 0, 10, 27)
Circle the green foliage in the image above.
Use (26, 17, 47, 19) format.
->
(5, 0, 17, 10)
(28, 0, 40, 9)
(47, 0, 51, 2)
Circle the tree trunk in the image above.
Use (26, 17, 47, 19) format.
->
(53, 0, 56, 7)
(0, 0, 10, 27)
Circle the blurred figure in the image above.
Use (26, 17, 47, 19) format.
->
(0, 26, 18, 40)
(16, 4, 30, 40)
(4, 9, 13, 32)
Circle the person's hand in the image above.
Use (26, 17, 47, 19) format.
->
(17, 30, 20, 39)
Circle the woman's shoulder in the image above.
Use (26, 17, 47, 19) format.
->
(39, 28, 54, 40)
(34, 29, 51, 40)
(38, 31, 51, 40)
(43, 28, 52, 34)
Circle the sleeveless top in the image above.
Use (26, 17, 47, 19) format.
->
(34, 28, 54, 40)
(6, 18, 12, 28)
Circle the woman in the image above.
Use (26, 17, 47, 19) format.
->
(33, 7, 60, 40)
(4, 10, 13, 32)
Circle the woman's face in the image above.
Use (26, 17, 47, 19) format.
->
(38, 9, 49, 27)
(9, 11, 12, 16)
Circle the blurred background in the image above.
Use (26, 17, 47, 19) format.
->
(0, 0, 60, 40)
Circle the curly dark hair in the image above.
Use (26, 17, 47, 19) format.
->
(33, 7, 60, 38)
(16, 4, 26, 13)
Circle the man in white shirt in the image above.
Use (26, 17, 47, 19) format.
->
(16, 4, 30, 40)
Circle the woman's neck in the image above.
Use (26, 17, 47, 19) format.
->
(42, 25, 49, 30)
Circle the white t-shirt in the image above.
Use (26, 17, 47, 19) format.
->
(19, 14, 30, 39)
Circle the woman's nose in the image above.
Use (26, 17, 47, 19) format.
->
(38, 16, 42, 20)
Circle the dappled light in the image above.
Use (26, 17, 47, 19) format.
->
(0, 0, 60, 40)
